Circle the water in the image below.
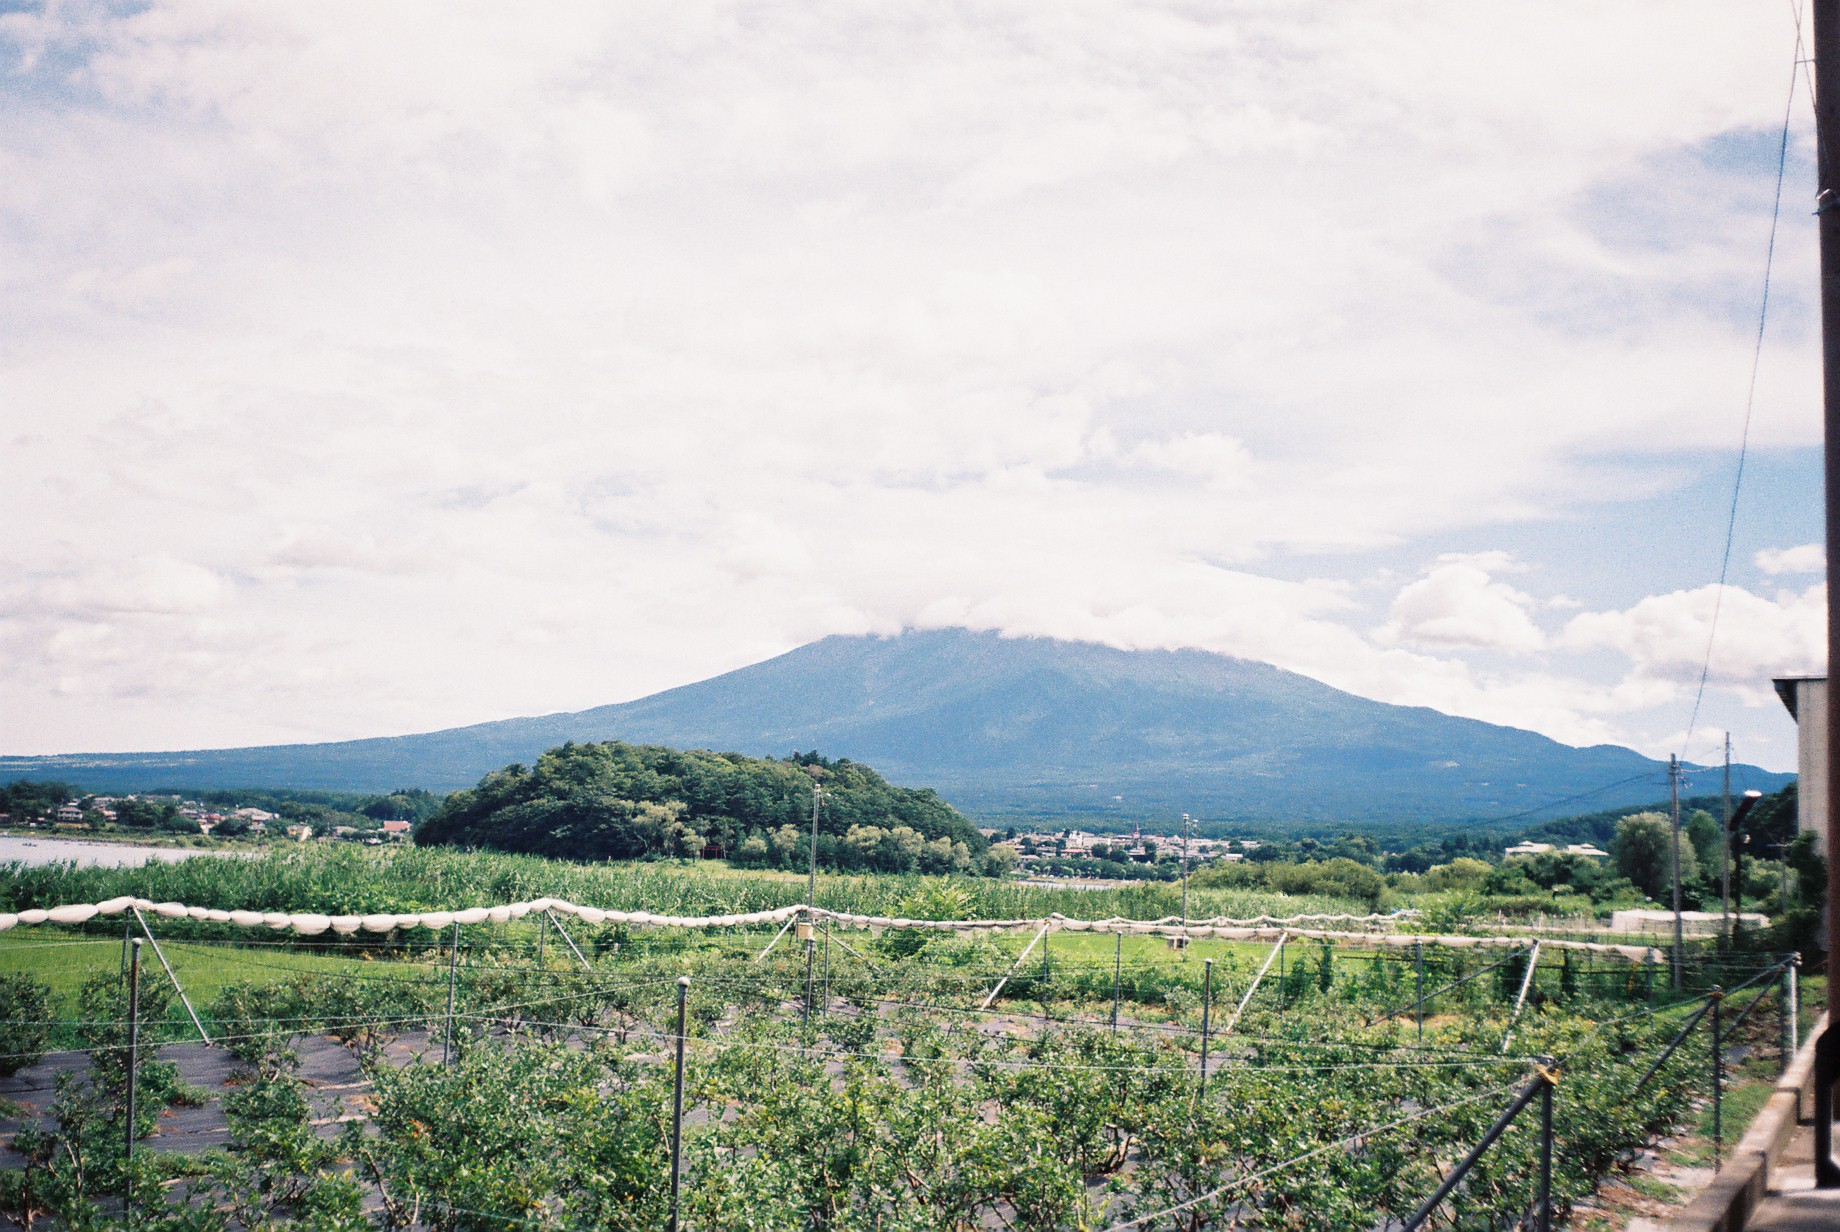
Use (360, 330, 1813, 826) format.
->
(0, 835, 236, 869)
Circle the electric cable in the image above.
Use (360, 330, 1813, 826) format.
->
(1680, 29, 1802, 758)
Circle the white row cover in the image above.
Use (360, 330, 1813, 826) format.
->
(0, 897, 804, 936)
(0, 897, 1656, 961)
(809, 909, 1659, 961)
(806, 908, 1412, 933)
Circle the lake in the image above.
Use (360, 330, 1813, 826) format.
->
(0, 835, 238, 869)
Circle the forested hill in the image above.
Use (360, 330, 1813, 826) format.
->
(0, 628, 1792, 824)
(414, 741, 996, 875)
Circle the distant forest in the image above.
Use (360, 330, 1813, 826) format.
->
(414, 741, 1001, 876)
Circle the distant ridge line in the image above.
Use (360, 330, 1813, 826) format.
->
(0, 628, 1792, 825)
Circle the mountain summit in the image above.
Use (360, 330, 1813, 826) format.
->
(0, 628, 1789, 823)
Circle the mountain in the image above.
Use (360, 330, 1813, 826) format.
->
(0, 628, 1792, 824)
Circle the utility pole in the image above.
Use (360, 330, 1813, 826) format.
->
(1669, 754, 1683, 993)
(1722, 733, 1732, 948)
(806, 776, 822, 912)
(1181, 813, 1193, 924)
(1816, 0, 1840, 1185)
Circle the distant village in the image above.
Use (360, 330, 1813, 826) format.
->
(989, 825, 1248, 866)
(7, 796, 1624, 869)
(973, 825, 1619, 885)
(954, 825, 1261, 882)
(0, 792, 413, 844)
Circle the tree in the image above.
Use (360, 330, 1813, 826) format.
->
(1265, 858, 1387, 908)
(115, 798, 177, 830)
(417, 741, 985, 866)
(1738, 782, 1798, 858)
(1612, 812, 1697, 901)
(1684, 809, 1721, 874)
(1423, 858, 1491, 892)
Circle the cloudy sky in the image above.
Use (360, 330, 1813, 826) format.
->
(0, 1, 1828, 774)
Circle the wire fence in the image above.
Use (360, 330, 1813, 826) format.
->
(0, 903, 1812, 1232)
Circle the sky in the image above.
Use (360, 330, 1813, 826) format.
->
(0, 1, 1830, 774)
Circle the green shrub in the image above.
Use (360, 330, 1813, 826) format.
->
(1265, 857, 1388, 908)
(0, 973, 52, 1077)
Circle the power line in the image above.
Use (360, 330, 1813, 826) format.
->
(1680, 27, 1801, 757)
(1469, 771, 1665, 826)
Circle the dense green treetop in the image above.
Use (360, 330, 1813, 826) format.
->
(0, 780, 81, 820)
(414, 741, 985, 867)
(1612, 812, 1697, 902)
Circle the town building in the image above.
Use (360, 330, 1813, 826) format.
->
(1503, 842, 1609, 859)
(1774, 676, 1826, 857)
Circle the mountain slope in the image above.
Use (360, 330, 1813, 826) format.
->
(0, 629, 1791, 823)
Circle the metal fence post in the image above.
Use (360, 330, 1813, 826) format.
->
(1111, 931, 1122, 1033)
(543, 909, 592, 969)
(125, 938, 141, 1229)
(669, 976, 689, 1232)
(129, 907, 210, 1046)
(1631, 999, 1717, 1097)
(1415, 940, 1424, 1043)
(1538, 1067, 1553, 1232)
(1199, 958, 1213, 1096)
(1278, 936, 1286, 1010)
(1711, 987, 1724, 1168)
(442, 921, 460, 1066)
(1401, 1073, 1550, 1231)
(1786, 955, 1801, 1067)
(822, 919, 831, 1014)
(536, 910, 546, 967)
(802, 937, 816, 1030)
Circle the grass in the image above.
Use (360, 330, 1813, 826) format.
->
(0, 929, 434, 1034)
(1623, 1173, 1685, 1203)
(0, 843, 1370, 925)
(1, 844, 1806, 1060)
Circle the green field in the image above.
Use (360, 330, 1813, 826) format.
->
(0, 844, 1810, 1231)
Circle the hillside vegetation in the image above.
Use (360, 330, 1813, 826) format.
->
(414, 741, 1000, 875)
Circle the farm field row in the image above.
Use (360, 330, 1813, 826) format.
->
(0, 844, 1811, 1230)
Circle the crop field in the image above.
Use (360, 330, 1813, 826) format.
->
(0, 849, 1811, 1231)
(0, 845, 1371, 935)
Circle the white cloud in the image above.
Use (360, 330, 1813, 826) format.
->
(1755, 543, 1824, 575)
(1377, 555, 1547, 654)
(0, 2, 1820, 764)
(1123, 432, 1255, 488)
(1563, 583, 1826, 696)
(6, 557, 231, 619)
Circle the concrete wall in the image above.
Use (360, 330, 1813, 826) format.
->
(1794, 678, 1827, 858)
(1775, 677, 1826, 859)
(1664, 1011, 1829, 1232)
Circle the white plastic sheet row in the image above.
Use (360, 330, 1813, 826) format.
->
(806, 908, 1418, 933)
(0, 896, 803, 937)
(810, 910, 1659, 961)
(0, 896, 1656, 961)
